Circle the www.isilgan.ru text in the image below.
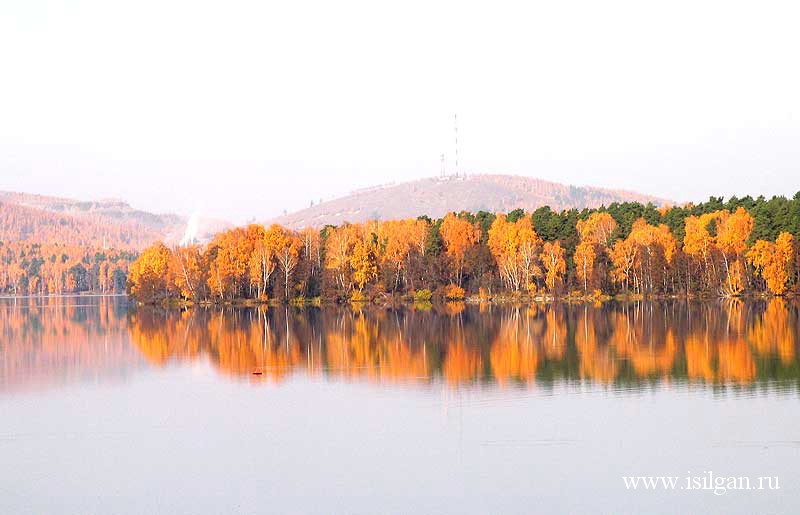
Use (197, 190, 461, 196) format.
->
(622, 472, 780, 495)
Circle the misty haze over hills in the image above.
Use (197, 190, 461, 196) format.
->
(1, 174, 672, 247)
(0, 191, 229, 249)
(269, 174, 671, 229)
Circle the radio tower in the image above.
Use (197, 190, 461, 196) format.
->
(440, 154, 446, 177)
(453, 114, 459, 177)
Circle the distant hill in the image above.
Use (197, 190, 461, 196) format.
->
(0, 191, 230, 249)
(269, 174, 671, 229)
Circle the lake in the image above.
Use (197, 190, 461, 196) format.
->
(1, 296, 798, 514)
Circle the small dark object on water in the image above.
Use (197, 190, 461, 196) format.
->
(252, 371, 263, 375)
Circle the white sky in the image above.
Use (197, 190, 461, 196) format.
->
(1, 0, 799, 223)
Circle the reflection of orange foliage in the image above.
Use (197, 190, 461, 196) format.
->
(129, 308, 307, 383)
(443, 343, 481, 386)
(490, 312, 538, 385)
(1, 297, 139, 392)
(11, 297, 800, 395)
(325, 313, 380, 380)
(541, 307, 567, 360)
(627, 332, 676, 378)
(717, 302, 753, 376)
(575, 309, 617, 383)
(323, 311, 431, 384)
(128, 310, 200, 365)
(717, 340, 755, 383)
(685, 335, 715, 382)
(444, 301, 465, 316)
(381, 339, 429, 384)
(119, 300, 800, 389)
(748, 299, 796, 364)
(608, 310, 676, 378)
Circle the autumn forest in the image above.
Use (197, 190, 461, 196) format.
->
(125, 194, 800, 304)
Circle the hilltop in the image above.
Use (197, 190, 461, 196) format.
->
(269, 174, 670, 229)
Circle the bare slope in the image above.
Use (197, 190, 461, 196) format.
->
(269, 174, 670, 229)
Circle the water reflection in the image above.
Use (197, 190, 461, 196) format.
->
(2, 297, 799, 393)
(0, 296, 142, 392)
(129, 299, 800, 392)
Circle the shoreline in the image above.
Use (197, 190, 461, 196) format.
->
(2, 292, 794, 306)
(128, 291, 795, 308)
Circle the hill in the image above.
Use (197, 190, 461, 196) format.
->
(0, 191, 230, 250)
(0, 202, 163, 249)
(268, 174, 671, 229)
(0, 191, 183, 231)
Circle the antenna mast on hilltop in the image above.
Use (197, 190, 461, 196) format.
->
(440, 154, 446, 177)
(453, 113, 459, 177)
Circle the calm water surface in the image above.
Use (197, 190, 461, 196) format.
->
(1, 296, 799, 514)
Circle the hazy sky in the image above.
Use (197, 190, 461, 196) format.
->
(1, 0, 799, 222)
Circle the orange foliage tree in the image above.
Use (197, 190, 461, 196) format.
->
(747, 232, 794, 294)
(574, 212, 619, 293)
(376, 218, 428, 291)
(540, 241, 566, 293)
(247, 224, 275, 300)
(487, 214, 542, 291)
(574, 242, 596, 293)
(324, 224, 358, 294)
(715, 207, 754, 296)
(269, 225, 303, 300)
(350, 236, 379, 292)
(171, 244, 206, 300)
(683, 208, 753, 295)
(127, 242, 173, 302)
(439, 213, 480, 287)
(576, 212, 617, 247)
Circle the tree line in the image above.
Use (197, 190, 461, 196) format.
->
(127, 193, 800, 303)
(0, 241, 133, 295)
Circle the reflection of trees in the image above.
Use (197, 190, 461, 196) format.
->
(10, 297, 795, 392)
(128, 307, 309, 382)
(609, 305, 677, 379)
(324, 310, 429, 384)
(489, 308, 538, 385)
(125, 300, 800, 389)
(1, 297, 137, 392)
(541, 306, 567, 361)
(685, 335, 715, 382)
(575, 306, 617, 383)
(717, 339, 756, 384)
(748, 299, 796, 365)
